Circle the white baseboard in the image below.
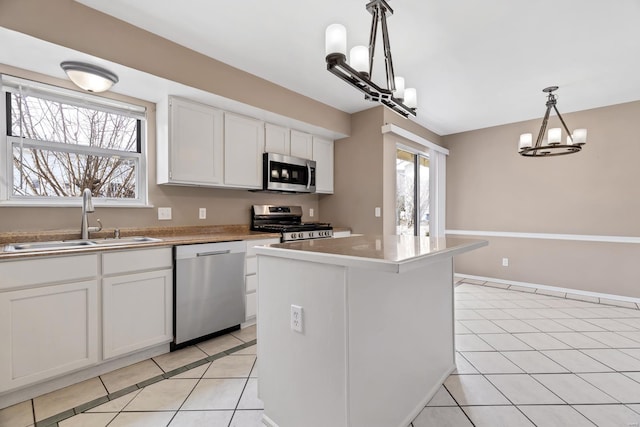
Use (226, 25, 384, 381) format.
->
(455, 273, 640, 310)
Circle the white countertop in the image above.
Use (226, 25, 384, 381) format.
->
(255, 235, 488, 273)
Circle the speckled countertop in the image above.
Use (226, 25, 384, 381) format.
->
(0, 225, 351, 260)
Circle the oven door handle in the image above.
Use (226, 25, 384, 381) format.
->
(306, 161, 312, 189)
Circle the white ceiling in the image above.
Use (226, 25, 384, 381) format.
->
(8, 0, 640, 135)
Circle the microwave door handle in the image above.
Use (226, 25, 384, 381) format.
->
(306, 162, 311, 189)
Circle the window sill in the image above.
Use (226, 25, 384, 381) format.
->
(0, 201, 154, 208)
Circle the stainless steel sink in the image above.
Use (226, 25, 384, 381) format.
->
(3, 240, 97, 252)
(3, 236, 163, 252)
(92, 236, 163, 246)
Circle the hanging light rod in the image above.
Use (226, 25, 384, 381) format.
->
(325, 0, 417, 118)
(518, 86, 587, 157)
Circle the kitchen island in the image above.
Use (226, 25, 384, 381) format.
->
(255, 235, 487, 427)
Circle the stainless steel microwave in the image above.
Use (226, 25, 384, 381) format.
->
(263, 153, 316, 193)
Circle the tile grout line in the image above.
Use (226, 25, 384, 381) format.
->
(34, 339, 258, 427)
(226, 358, 257, 427)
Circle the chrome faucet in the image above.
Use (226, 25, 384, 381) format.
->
(81, 188, 102, 240)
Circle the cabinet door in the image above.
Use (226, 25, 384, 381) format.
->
(103, 269, 173, 359)
(0, 281, 98, 392)
(169, 97, 224, 185)
(224, 113, 265, 188)
(264, 123, 290, 155)
(312, 137, 334, 194)
(290, 130, 313, 159)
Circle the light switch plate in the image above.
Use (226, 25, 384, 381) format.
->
(375, 207, 381, 217)
(199, 208, 206, 219)
(158, 207, 172, 220)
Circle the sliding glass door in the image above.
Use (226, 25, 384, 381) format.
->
(396, 148, 430, 236)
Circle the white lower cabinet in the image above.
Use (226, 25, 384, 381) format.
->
(245, 238, 280, 322)
(0, 247, 173, 394)
(0, 255, 99, 392)
(102, 248, 173, 360)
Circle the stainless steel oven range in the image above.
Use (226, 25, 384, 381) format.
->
(251, 205, 333, 242)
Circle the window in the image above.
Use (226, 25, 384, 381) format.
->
(396, 148, 430, 236)
(1, 75, 147, 205)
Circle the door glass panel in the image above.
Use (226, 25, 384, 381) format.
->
(418, 155, 430, 236)
(396, 149, 415, 236)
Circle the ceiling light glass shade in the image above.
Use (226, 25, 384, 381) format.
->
(60, 61, 119, 92)
(404, 88, 417, 109)
(325, 24, 347, 56)
(548, 128, 561, 144)
(519, 133, 533, 150)
(349, 46, 369, 76)
(518, 86, 586, 157)
(393, 76, 405, 100)
(573, 128, 587, 144)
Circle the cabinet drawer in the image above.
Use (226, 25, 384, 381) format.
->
(102, 247, 172, 276)
(246, 257, 257, 275)
(246, 273, 257, 293)
(246, 292, 257, 319)
(333, 231, 351, 238)
(0, 254, 98, 291)
(246, 238, 280, 256)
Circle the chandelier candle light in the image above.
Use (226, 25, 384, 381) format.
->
(325, 0, 417, 118)
(519, 86, 587, 157)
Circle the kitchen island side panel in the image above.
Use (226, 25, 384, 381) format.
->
(257, 255, 349, 427)
(346, 258, 455, 427)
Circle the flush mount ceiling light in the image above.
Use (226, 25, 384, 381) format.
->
(60, 61, 119, 93)
(518, 86, 587, 157)
(324, 0, 417, 118)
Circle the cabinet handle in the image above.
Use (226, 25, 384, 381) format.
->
(196, 249, 231, 257)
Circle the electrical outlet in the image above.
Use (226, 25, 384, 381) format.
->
(309, 208, 314, 217)
(199, 208, 206, 219)
(291, 304, 303, 333)
(374, 207, 381, 217)
(158, 207, 172, 220)
(502, 257, 509, 267)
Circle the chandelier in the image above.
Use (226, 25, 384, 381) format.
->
(324, 0, 417, 118)
(518, 86, 587, 157)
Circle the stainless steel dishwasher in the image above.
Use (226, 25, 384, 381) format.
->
(173, 241, 246, 349)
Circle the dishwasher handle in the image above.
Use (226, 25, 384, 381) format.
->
(196, 249, 231, 257)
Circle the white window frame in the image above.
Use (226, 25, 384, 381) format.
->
(0, 75, 149, 207)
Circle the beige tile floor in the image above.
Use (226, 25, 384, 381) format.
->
(3, 283, 640, 426)
(412, 281, 640, 427)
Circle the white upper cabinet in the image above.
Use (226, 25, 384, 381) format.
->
(290, 130, 314, 160)
(313, 136, 334, 194)
(264, 123, 291, 155)
(158, 96, 335, 192)
(166, 97, 224, 185)
(224, 112, 265, 189)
